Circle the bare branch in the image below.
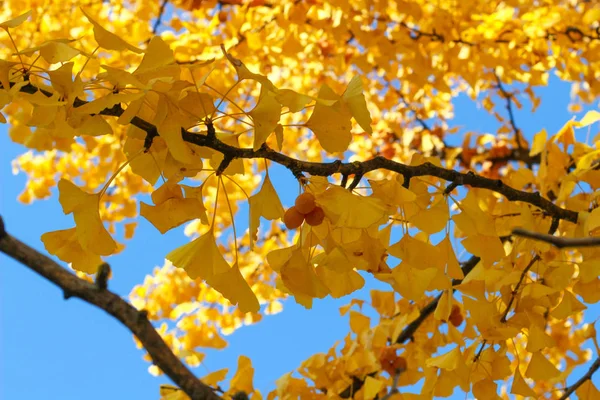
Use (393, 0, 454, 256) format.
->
(0, 216, 221, 400)
(152, 0, 169, 35)
(493, 72, 526, 157)
(558, 357, 600, 400)
(512, 228, 600, 248)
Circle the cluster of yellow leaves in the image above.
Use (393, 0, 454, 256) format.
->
(2, 1, 600, 399)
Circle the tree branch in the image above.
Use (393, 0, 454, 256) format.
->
(512, 228, 600, 248)
(0, 216, 221, 400)
(11, 81, 579, 225)
(558, 356, 600, 400)
(152, 0, 169, 35)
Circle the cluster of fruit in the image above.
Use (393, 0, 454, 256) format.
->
(283, 192, 325, 229)
(379, 347, 408, 375)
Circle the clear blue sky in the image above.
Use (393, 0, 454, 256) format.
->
(1, 76, 599, 399)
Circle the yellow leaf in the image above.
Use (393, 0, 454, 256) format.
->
(166, 230, 231, 279)
(576, 380, 600, 400)
(526, 323, 556, 352)
(409, 195, 449, 234)
(578, 110, 600, 127)
(349, 311, 370, 335)
(342, 76, 372, 134)
(434, 290, 453, 321)
(178, 92, 214, 121)
(583, 8, 600, 25)
(275, 88, 312, 113)
(363, 376, 384, 400)
(511, 368, 537, 397)
(73, 92, 145, 115)
(525, 352, 560, 380)
(135, 36, 175, 74)
(529, 129, 547, 156)
(206, 263, 260, 313)
(76, 115, 113, 137)
(473, 379, 500, 400)
(141, 198, 207, 234)
(369, 178, 416, 208)
(392, 264, 437, 301)
(57, 179, 117, 256)
(156, 106, 196, 164)
(0, 10, 32, 29)
(200, 369, 228, 387)
(305, 84, 352, 153)
(462, 235, 505, 266)
(250, 86, 281, 150)
(221, 46, 275, 90)
(315, 266, 365, 298)
(230, 356, 254, 394)
(317, 186, 387, 228)
(81, 8, 142, 53)
(280, 248, 329, 300)
(426, 347, 461, 371)
(342, 231, 388, 273)
(437, 235, 464, 280)
(41, 228, 103, 273)
(550, 290, 586, 319)
(249, 174, 284, 249)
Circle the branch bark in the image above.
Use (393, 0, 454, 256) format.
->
(0, 216, 221, 400)
(512, 228, 600, 248)
(558, 356, 600, 400)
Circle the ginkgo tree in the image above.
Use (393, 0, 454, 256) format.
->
(1, 0, 600, 399)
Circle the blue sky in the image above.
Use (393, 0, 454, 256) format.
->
(1, 76, 599, 399)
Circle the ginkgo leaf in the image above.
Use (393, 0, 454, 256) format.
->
(550, 290, 586, 319)
(230, 356, 254, 394)
(57, 179, 117, 256)
(141, 198, 207, 234)
(363, 376, 384, 400)
(392, 264, 437, 300)
(100, 66, 147, 89)
(317, 186, 387, 228)
(526, 323, 556, 352)
(576, 380, 600, 400)
(166, 229, 231, 280)
(73, 92, 145, 115)
(434, 290, 453, 321)
(426, 347, 461, 370)
(409, 195, 449, 234)
(276, 88, 312, 112)
(41, 227, 103, 273)
(178, 92, 214, 120)
(305, 84, 352, 153)
(342, 76, 372, 134)
(280, 248, 329, 300)
(510, 368, 537, 397)
(221, 45, 276, 91)
(206, 263, 260, 313)
(248, 174, 284, 249)
(315, 266, 365, 298)
(576, 110, 600, 127)
(135, 36, 175, 74)
(250, 86, 281, 150)
(200, 369, 228, 387)
(525, 351, 560, 380)
(81, 8, 142, 53)
(76, 115, 113, 137)
(0, 10, 32, 29)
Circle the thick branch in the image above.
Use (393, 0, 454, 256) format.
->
(558, 357, 600, 400)
(0, 216, 220, 400)
(512, 228, 600, 248)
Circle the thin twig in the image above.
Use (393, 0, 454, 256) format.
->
(152, 0, 169, 35)
(0, 216, 221, 400)
(558, 357, 600, 400)
(512, 228, 600, 249)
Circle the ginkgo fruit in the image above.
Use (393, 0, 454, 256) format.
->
(294, 192, 316, 214)
(449, 305, 464, 327)
(283, 207, 304, 229)
(304, 206, 325, 226)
